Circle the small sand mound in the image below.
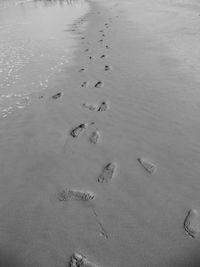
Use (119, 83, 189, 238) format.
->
(70, 123, 88, 138)
(97, 162, 117, 183)
(58, 188, 95, 202)
(184, 209, 200, 238)
(137, 158, 156, 174)
(69, 253, 99, 267)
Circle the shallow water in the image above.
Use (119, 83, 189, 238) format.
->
(0, 0, 89, 117)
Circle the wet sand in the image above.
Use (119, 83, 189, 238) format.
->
(1, 0, 200, 266)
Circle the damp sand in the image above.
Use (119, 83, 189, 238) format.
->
(1, 0, 200, 267)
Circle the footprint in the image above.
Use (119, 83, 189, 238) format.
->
(85, 48, 89, 52)
(105, 23, 108, 26)
(105, 45, 110, 49)
(58, 188, 95, 202)
(89, 128, 100, 144)
(51, 92, 63, 100)
(105, 65, 111, 71)
(97, 162, 117, 183)
(102, 34, 105, 37)
(81, 81, 89, 88)
(70, 123, 88, 138)
(89, 56, 95, 60)
(81, 37, 85, 40)
(83, 103, 97, 111)
(69, 253, 99, 267)
(79, 68, 86, 72)
(137, 158, 156, 174)
(100, 54, 107, 59)
(94, 81, 104, 88)
(99, 39, 103, 43)
(99, 30, 103, 33)
(97, 101, 109, 112)
(184, 209, 200, 238)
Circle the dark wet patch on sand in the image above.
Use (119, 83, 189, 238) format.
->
(69, 252, 99, 267)
(58, 188, 95, 202)
(97, 162, 117, 183)
(137, 158, 156, 174)
(70, 123, 88, 138)
(51, 92, 63, 100)
(184, 209, 200, 238)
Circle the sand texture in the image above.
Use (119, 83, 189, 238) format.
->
(1, 0, 200, 266)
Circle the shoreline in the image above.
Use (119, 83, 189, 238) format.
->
(1, 0, 200, 266)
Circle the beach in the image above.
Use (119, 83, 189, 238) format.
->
(1, 0, 200, 266)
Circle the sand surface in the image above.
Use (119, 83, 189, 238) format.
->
(1, 0, 200, 266)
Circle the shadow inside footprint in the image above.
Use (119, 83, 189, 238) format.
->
(70, 123, 88, 138)
(184, 209, 200, 238)
(94, 81, 103, 88)
(97, 162, 117, 183)
(51, 92, 63, 100)
(105, 65, 111, 71)
(100, 54, 107, 59)
(137, 158, 156, 174)
(97, 101, 109, 112)
(79, 68, 86, 72)
(81, 81, 89, 88)
(58, 188, 95, 202)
